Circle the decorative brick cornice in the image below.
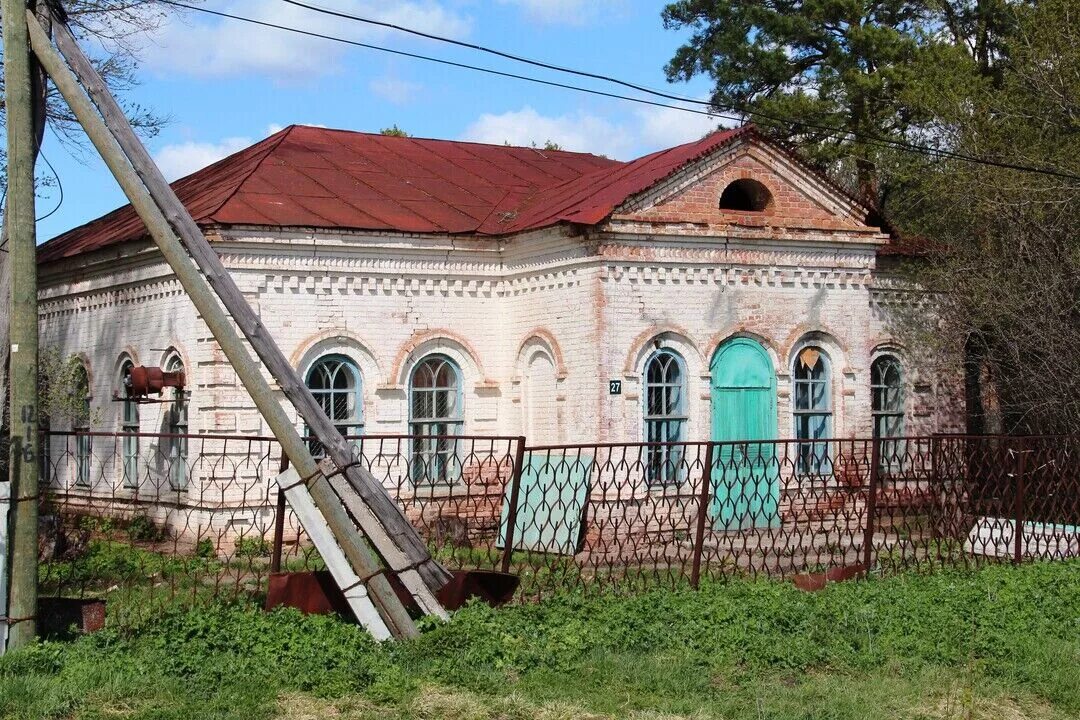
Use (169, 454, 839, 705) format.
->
(38, 277, 186, 320)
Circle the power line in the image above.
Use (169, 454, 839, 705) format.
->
(155, 0, 932, 165)
(279, 0, 707, 106)
(158, 0, 1080, 181)
(35, 149, 64, 223)
(157, 0, 741, 125)
(280, 0, 1080, 182)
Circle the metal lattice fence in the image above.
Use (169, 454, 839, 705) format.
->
(36, 431, 1080, 624)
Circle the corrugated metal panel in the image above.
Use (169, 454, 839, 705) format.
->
(40, 125, 793, 262)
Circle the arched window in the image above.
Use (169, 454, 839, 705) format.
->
(409, 355, 462, 485)
(793, 347, 831, 475)
(120, 359, 139, 488)
(871, 356, 904, 438)
(872, 355, 905, 470)
(644, 349, 687, 485)
(719, 178, 772, 212)
(305, 355, 363, 457)
(165, 354, 189, 490)
(73, 362, 92, 487)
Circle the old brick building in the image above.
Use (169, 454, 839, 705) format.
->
(35, 124, 959, 504)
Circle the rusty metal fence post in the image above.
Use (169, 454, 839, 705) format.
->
(270, 449, 289, 574)
(862, 439, 881, 575)
(690, 442, 715, 590)
(1012, 441, 1028, 565)
(500, 436, 528, 574)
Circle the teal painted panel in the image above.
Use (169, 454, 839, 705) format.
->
(498, 453, 592, 555)
(711, 338, 774, 389)
(711, 339, 779, 530)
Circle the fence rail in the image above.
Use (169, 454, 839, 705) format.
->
(36, 431, 1080, 624)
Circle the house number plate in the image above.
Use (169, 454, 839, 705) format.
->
(609, 380, 622, 395)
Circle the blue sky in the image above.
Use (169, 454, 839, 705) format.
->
(35, 0, 724, 241)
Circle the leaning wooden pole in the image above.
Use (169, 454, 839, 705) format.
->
(3, 0, 41, 651)
(25, 13, 422, 639)
(44, 8, 451, 602)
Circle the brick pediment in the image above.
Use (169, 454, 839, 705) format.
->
(612, 139, 878, 238)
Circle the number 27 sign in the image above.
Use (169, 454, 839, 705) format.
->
(608, 380, 622, 395)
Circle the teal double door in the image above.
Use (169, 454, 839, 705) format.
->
(710, 338, 780, 530)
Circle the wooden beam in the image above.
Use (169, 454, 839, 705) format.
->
(276, 468, 392, 640)
(46, 12, 451, 596)
(25, 12, 421, 638)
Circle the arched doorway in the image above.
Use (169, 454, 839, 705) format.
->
(710, 338, 779, 530)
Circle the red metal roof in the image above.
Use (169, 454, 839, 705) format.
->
(500, 126, 748, 232)
(38, 125, 624, 262)
(39, 123, 892, 263)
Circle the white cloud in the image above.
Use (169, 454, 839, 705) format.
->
(153, 136, 252, 180)
(460, 103, 732, 160)
(145, 0, 471, 80)
(461, 106, 634, 158)
(264, 122, 325, 135)
(497, 0, 625, 26)
(633, 104, 735, 149)
(369, 76, 423, 105)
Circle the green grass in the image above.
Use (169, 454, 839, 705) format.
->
(2, 560, 1078, 719)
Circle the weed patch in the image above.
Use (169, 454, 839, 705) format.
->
(1, 561, 1077, 720)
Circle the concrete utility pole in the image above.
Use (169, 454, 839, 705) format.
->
(2, 0, 41, 649)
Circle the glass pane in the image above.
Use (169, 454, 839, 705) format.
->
(412, 390, 432, 419)
(333, 363, 351, 390)
(809, 413, 828, 439)
(646, 419, 660, 444)
(647, 386, 663, 416)
(665, 357, 680, 384)
(414, 363, 434, 389)
(434, 389, 450, 419)
(666, 384, 681, 415)
(435, 360, 454, 388)
(647, 357, 663, 384)
(811, 381, 827, 410)
(332, 392, 350, 422)
(795, 381, 809, 410)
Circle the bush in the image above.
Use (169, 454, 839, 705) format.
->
(126, 514, 166, 542)
(7, 560, 1079, 720)
(234, 536, 271, 558)
(194, 538, 216, 559)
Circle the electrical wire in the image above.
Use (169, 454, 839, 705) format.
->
(157, 0, 1080, 181)
(0, 143, 64, 241)
(279, 0, 707, 106)
(158, 0, 740, 123)
(35, 149, 64, 223)
(274, 0, 1080, 181)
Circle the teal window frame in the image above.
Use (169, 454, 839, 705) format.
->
(871, 355, 905, 472)
(304, 354, 364, 458)
(643, 348, 687, 486)
(165, 354, 189, 491)
(793, 347, 832, 476)
(409, 354, 463, 486)
(120, 360, 139, 488)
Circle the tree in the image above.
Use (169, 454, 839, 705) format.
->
(885, 0, 1080, 433)
(663, 0, 1034, 202)
(663, 0, 940, 199)
(380, 125, 409, 137)
(0, 0, 172, 194)
(1, 0, 176, 475)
